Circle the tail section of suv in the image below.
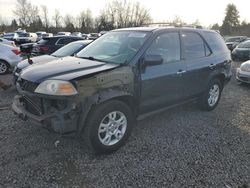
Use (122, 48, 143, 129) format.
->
(12, 27, 231, 154)
(32, 36, 84, 55)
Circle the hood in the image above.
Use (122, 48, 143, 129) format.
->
(226, 42, 235, 45)
(241, 60, 250, 66)
(20, 56, 120, 83)
(234, 48, 250, 53)
(17, 55, 56, 70)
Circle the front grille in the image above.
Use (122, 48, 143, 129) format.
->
(19, 79, 38, 92)
(23, 96, 43, 115)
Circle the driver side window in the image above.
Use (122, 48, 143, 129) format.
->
(145, 32, 181, 64)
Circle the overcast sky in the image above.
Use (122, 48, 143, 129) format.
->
(0, 0, 249, 26)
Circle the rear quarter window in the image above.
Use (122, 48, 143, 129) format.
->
(203, 32, 228, 54)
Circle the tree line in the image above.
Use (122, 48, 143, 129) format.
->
(211, 4, 250, 36)
(0, 1, 250, 36)
(0, 0, 151, 34)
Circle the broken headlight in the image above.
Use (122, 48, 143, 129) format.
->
(35, 80, 78, 96)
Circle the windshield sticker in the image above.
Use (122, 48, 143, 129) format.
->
(128, 33, 146, 38)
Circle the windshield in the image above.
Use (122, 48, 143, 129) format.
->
(238, 41, 250, 48)
(226, 37, 240, 42)
(77, 31, 149, 64)
(52, 43, 84, 57)
(19, 33, 29, 37)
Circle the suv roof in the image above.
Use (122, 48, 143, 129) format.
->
(113, 27, 216, 34)
(43, 35, 84, 40)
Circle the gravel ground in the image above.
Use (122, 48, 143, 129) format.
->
(0, 62, 249, 188)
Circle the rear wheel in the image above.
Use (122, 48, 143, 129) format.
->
(82, 100, 134, 154)
(0, 61, 9, 75)
(198, 79, 223, 111)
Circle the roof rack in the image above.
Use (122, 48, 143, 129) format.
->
(143, 22, 203, 29)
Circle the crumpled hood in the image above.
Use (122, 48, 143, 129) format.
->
(20, 56, 119, 83)
(17, 55, 57, 70)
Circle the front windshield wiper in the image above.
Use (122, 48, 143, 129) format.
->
(79, 56, 108, 63)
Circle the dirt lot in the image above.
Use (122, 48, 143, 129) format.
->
(0, 62, 249, 188)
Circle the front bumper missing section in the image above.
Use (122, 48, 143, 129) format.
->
(12, 95, 79, 134)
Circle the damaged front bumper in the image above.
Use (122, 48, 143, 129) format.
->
(12, 85, 82, 134)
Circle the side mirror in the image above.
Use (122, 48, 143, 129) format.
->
(143, 55, 163, 67)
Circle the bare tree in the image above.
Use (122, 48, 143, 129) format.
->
(99, 0, 151, 29)
(53, 9, 61, 28)
(64, 14, 75, 32)
(78, 9, 94, 33)
(13, 0, 39, 27)
(41, 5, 49, 30)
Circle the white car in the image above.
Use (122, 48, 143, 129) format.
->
(0, 38, 15, 46)
(0, 43, 22, 74)
(3, 32, 19, 41)
(16, 32, 38, 44)
(236, 60, 250, 84)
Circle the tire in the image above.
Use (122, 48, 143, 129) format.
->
(0, 61, 9, 75)
(82, 100, 134, 154)
(198, 79, 223, 111)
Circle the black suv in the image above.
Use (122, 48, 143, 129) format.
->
(12, 27, 231, 154)
(32, 36, 84, 55)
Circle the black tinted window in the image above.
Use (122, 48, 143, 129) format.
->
(37, 39, 49, 44)
(57, 38, 75, 45)
(203, 32, 228, 53)
(182, 32, 206, 59)
(146, 32, 180, 63)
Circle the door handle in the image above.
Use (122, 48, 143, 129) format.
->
(209, 64, 216, 69)
(176, 70, 186, 75)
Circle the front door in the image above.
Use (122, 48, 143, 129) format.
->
(139, 32, 187, 114)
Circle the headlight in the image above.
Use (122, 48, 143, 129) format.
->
(35, 80, 78, 96)
(240, 64, 250, 72)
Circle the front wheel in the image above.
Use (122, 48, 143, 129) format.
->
(0, 61, 9, 75)
(198, 79, 223, 111)
(82, 100, 134, 154)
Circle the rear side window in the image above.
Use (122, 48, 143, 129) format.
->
(203, 32, 228, 54)
(57, 38, 75, 45)
(182, 32, 208, 59)
(37, 39, 49, 45)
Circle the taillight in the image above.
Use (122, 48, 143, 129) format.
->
(12, 49, 21, 55)
(39, 45, 49, 52)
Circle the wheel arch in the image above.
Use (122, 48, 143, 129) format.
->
(78, 90, 138, 133)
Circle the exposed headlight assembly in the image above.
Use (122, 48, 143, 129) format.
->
(35, 80, 78, 96)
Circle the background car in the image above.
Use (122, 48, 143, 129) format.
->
(87, 33, 101, 40)
(31, 36, 84, 55)
(225, 36, 248, 51)
(3, 32, 19, 42)
(71, 32, 82, 37)
(16, 32, 38, 44)
(236, 60, 250, 83)
(56, 32, 71, 36)
(231, 40, 250, 61)
(0, 38, 15, 46)
(14, 40, 92, 81)
(0, 43, 22, 74)
(36, 31, 46, 41)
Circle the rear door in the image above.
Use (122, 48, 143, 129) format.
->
(181, 31, 214, 98)
(139, 32, 187, 114)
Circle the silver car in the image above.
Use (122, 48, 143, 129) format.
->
(236, 60, 250, 84)
(0, 43, 23, 74)
(0, 38, 15, 46)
